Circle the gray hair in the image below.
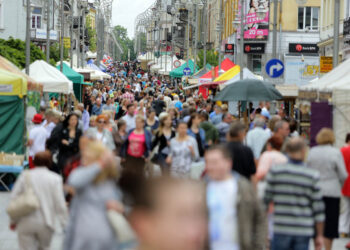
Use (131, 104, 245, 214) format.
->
(77, 103, 84, 109)
(253, 118, 265, 128)
(229, 121, 246, 138)
(285, 137, 306, 155)
(274, 120, 288, 132)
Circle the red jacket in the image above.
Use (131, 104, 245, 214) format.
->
(341, 145, 350, 197)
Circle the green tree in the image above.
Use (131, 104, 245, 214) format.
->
(113, 25, 136, 61)
(49, 42, 69, 63)
(0, 37, 45, 69)
(196, 49, 219, 69)
(139, 33, 147, 53)
(86, 16, 97, 52)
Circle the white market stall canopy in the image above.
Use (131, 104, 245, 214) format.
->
(86, 64, 111, 80)
(25, 60, 73, 94)
(138, 52, 155, 61)
(300, 58, 350, 92)
(299, 58, 350, 149)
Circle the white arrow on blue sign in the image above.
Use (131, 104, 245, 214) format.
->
(265, 59, 284, 78)
(183, 67, 191, 76)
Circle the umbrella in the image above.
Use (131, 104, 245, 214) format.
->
(214, 79, 283, 101)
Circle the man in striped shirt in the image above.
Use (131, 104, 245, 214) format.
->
(265, 137, 325, 250)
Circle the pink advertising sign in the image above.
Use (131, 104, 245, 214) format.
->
(237, 0, 270, 41)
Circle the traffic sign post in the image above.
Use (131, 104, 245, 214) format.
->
(183, 67, 191, 76)
(265, 59, 284, 78)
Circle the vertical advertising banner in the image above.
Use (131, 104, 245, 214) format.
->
(237, 0, 270, 40)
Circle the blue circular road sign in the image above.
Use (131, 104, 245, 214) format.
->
(265, 59, 284, 78)
(183, 67, 191, 76)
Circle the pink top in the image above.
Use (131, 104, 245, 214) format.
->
(256, 151, 288, 181)
(127, 131, 146, 158)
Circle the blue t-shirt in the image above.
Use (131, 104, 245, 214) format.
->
(175, 101, 183, 111)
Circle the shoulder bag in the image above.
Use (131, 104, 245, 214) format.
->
(7, 171, 40, 221)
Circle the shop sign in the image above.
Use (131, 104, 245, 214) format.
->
(224, 44, 234, 54)
(35, 29, 58, 40)
(289, 43, 319, 54)
(320, 56, 333, 73)
(319, 92, 332, 101)
(298, 90, 317, 100)
(284, 56, 319, 86)
(244, 43, 265, 54)
(63, 37, 71, 49)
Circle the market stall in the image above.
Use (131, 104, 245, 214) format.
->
(86, 63, 111, 80)
(187, 64, 212, 85)
(299, 57, 350, 148)
(0, 56, 43, 112)
(56, 63, 91, 102)
(0, 69, 27, 154)
(26, 60, 73, 94)
(169, 59, 197, 78)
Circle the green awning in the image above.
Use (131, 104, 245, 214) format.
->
(169, 59, 198, 78)
(56, 63, 84, 84)
(0, 96, 24, 154)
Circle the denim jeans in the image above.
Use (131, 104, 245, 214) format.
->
(271, 234, 310, 250)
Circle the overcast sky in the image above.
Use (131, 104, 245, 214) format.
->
(112, 0, 155, 38)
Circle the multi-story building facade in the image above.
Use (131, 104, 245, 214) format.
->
(222, 0, 321, 85)
(0, 0, 60, 51)
(0, 0, 116, 67)
(318, 0, 350, 60)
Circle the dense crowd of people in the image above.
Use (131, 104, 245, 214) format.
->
(7, 60, 350, 250)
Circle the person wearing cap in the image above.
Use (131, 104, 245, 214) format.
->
(27, 114, 49, 169)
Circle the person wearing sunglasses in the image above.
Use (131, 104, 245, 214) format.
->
(86, 114, 115, 152)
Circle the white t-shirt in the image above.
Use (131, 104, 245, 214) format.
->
(122, 114, 136, 133)
(44, 122, 56, 136)
(28, 125, 49, 157)
(207, 177, 240, 250)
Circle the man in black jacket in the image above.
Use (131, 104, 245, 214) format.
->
(226, 121, 256, 180)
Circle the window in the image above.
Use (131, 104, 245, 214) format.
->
(252, 55, 262, 74)
(31, 7, 42, 29)
(298, 7, 319, 31)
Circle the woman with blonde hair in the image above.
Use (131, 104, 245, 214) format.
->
(64, 141, 122, 250)
(307, 128, 348, 250)
(152, 113, 176, 174)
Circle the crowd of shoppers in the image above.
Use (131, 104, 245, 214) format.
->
(7, 60, 350, 250)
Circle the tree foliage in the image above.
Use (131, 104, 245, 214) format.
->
(197, 49, 219, 69)
(86, 16, 97, 52)
(0, 37, 69, 69)
(0, 37, 45, 69)
(113, 25, 136, 61)
(49, 42, 69, 63)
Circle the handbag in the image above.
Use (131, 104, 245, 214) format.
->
(150, 144, 160, 164)
(7, 171, 40, 221)
(107, 210, 136, 244)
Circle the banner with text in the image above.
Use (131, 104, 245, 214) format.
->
(237, 0, 270, 41)
(284, 56, 319, 86)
